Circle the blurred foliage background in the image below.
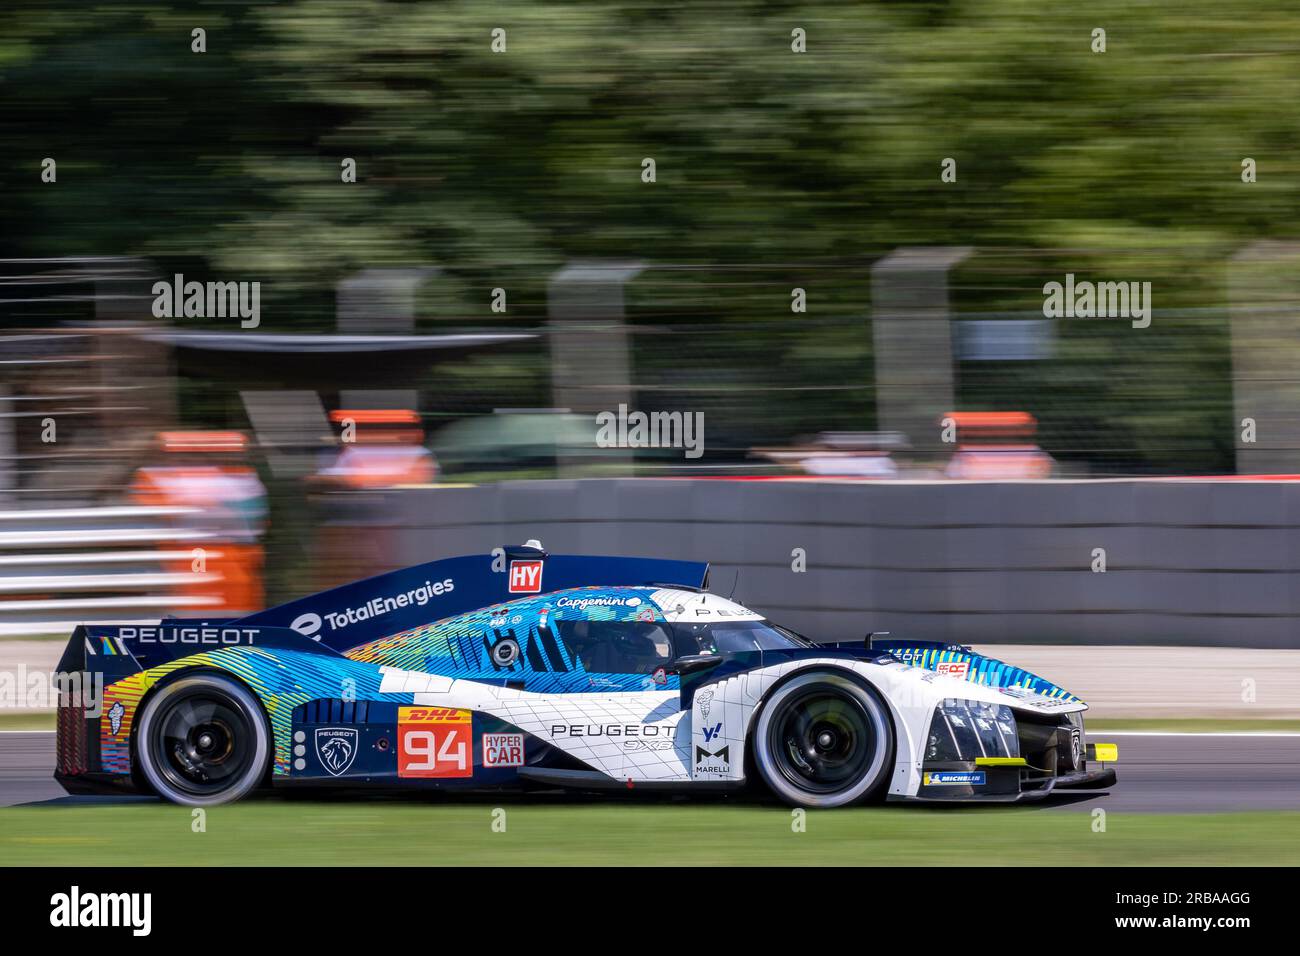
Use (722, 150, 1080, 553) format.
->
(3, 1, 1299, 473)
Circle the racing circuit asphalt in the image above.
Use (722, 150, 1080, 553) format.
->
(0, 731, 1297, 812)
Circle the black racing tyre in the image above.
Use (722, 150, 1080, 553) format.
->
(752, 671, 894, 808)
(134, 672, 271, 806)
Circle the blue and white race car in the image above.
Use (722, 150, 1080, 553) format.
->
(55, 543, 1117, 808)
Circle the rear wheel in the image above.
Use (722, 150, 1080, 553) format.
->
(752, 671, 893, 808)
(135, 673, 270, 806)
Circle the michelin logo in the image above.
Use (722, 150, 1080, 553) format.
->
(923, 771, 985, 786)
(108, 701, 125, 735)
(289, 579, 455, 638)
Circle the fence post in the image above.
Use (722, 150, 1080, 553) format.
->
(337, 267, 440, 411)
(871, 247, 971, 456)
(1228, 241, 1300, 475)
(547, 261, 644, 474)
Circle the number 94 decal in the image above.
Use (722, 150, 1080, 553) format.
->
(398, 707, 473, 778)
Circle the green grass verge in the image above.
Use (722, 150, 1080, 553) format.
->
(0, 713, 55, 731)
(1, 800, 1297, 866)
(1087, 718, 1300, 733)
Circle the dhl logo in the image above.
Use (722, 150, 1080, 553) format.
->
(399, 706, 471, 724)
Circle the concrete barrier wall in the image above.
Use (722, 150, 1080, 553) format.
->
(386, 479, 1300, 649)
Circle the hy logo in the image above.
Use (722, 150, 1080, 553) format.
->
(108, 701, 125, 735)
(315, 728, 358, 776)
(702, 722, 722, 742)
(508, 560, 543, 594)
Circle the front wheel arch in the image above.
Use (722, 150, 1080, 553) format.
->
(748, 667, 897, 809)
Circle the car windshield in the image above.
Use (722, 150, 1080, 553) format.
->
(553, 618, 674, 674)
(672, 620, 814, 655)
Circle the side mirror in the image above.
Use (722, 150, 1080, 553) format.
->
(668, 654, 723, 677)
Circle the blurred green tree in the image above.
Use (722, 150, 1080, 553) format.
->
(3, 0, 1295, 473)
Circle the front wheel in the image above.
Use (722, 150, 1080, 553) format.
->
(751, 671, 894, 808)
(134, 673, 271, 806)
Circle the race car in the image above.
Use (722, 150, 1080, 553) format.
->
(54, 542, 1117, 808)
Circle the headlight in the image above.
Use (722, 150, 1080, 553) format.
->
(926, 699, 1019, 761)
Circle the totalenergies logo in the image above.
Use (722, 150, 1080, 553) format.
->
(287, 579, 456, 639)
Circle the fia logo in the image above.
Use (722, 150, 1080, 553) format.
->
(702, 722, 722, 742)
(315, 728, 359, 776)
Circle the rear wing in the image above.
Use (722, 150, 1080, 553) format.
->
(54, 546, 709, 672)
(58, 621, 345, 677)
(230, 545, 710, 652)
